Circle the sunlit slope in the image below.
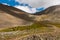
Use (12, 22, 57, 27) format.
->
(0, 4, 34, 28)
(0, 4, 60, 30)
(0, 4, 60, 40)
(0, 5, 60, 32)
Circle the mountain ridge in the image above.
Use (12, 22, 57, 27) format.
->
(0, 4, 34, 28)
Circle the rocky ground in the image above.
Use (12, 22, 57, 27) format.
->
(0, 26, 60, 40)
(0, 4, 60, 40)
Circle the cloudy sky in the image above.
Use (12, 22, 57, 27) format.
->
(15, 0, 60, 8)
(0, 0, 60, 13)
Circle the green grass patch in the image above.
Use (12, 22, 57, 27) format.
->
(0, 21, 59, 32)
(0, 22, 49, 32)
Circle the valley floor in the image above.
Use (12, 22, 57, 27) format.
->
(0, 22, 60, 40)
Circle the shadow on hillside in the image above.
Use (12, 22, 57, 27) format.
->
(0, 4, 35, 22)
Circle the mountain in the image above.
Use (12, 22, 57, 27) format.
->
(0, 4, 34, 28)
(14, 5, 60, 40)
(34, 5, 60, 23)
(0, 4, 60, 28)
(0, 4, 60, 40)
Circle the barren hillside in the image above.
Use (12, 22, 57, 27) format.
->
(0, 4, 34, 28)
(0, 4, 60, 40)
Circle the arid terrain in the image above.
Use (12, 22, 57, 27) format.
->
(0, 4, 60, 40)
(0, 4, 34, 28)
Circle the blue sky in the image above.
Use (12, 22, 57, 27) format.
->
(0, 0, 59, 13)
(0, 0, 20, 6)
(0, 0, 46, 13)
(0, 0, 60, 8)
(0, 0, 31, 7)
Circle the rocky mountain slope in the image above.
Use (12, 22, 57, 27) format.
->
(0, 4, 34, 28)
(34, 5, 60, 21)
(0, 4, 60, 40)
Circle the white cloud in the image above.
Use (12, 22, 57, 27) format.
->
(2, 3, 10, 6)
(14, 5, 36, 14)
(15, 0, 60, 8)
(14, 0, 60, 14)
